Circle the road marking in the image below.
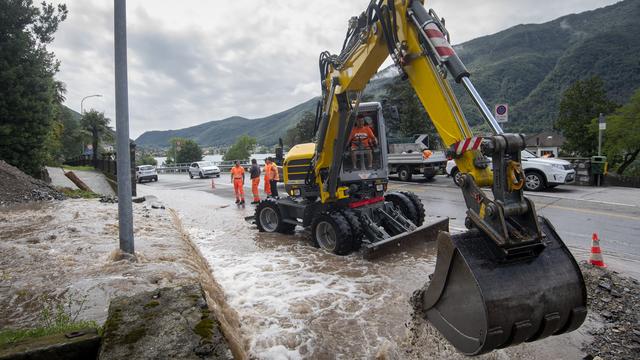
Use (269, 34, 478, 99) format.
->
(528, 192, 638, 208)
(540, 204, 640, 221)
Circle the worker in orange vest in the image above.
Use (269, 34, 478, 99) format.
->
(230, 161, 245, 205)
(267, 157, 280, 198)
(263, 158, 271, 197)
(249, 159, 261, 204)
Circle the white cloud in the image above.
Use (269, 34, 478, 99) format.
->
(50, 0, 621, 138)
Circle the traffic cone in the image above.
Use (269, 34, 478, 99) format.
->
(589, 233, 607, 268)
(211, 178, 216, 189)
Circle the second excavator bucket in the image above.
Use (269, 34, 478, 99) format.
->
(419, 216, 587, 355)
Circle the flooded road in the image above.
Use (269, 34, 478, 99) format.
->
(138, 182, 439, 357)
(139, 174, 607, 358)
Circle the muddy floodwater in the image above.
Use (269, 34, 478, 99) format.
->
(139, 183, 593, 359)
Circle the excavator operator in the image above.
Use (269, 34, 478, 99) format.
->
(349, 114, 378, 169)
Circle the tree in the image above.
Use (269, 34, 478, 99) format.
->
(80, 110, 112, 165)
(176, 140, 202, 163)
(380, 77, 438, 140)
(555, 77, 618, 156)
(223, 135, 256, 161)
(165, 137, 202, 164)
(284, 112, 316, 147)
(601, 88, 640, 175)
(136, 152, 158, 166)
(0, 0, 68, 176)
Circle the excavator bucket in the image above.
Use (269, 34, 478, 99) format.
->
(362, 217, 449, 259)
(419, 217, 587, 355)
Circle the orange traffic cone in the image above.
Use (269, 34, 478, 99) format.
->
(211, 178, 216, 189)
(589, 233, 607, 268)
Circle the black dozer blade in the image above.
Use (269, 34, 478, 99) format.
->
(420, 216, 587, 355)
(362, 217, 449, 260)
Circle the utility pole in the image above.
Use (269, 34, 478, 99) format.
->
(114, 0, 134, 254)
(598, 113, 605, 156)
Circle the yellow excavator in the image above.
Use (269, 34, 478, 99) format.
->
(253, 0, 586, 355)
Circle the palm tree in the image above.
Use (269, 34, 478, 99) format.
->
(80, 110, 113, 165)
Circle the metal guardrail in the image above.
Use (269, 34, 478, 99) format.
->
(155, 160, 252, 173)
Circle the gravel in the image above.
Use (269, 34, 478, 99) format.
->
(580, 262, 640, 359)
(0, 161, 64, 206)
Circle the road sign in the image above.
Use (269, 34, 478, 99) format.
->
(495, 104, 508, 123)
(599, 114, 606, 130)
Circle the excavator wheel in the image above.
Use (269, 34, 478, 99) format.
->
(419, 216, 587, 355)
(311, 211, 353, 255)
(341, 210, 363, 251)
(255, 199, 295, 234)
(385, 192, 418, 225)
(397, 190, 425, 226)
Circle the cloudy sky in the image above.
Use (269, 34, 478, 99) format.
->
(50, 0, 620, 138)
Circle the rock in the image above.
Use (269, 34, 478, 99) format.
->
(150, 201, 165, 209)
(132, 197, 146, 203)
(598, 280, 612, 292)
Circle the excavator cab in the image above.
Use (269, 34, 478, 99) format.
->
(340, 103, 385, 174)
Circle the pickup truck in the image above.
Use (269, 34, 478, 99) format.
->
(387, 134, 447, 181)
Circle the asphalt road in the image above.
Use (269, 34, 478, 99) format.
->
(142, 172, 640, 279)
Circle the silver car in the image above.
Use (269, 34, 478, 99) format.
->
(136, 165, 158, 183)
(188, 161, 221, 179)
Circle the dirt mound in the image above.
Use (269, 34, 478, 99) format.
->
(580, 262, 640, 359)
(0, 160, 64, 206)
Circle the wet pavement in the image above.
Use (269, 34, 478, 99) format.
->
(136, 173, 637, 358)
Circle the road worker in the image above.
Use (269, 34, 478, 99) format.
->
(349, 114, 378, 169)
(250, 158, 261, 204)
(267, 157, 280, 198)
(263, 158, 272, 197)
(230, 161, 245, 205)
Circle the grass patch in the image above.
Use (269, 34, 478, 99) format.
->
(62, 165, 95, 171)
(56, 187, 100, 199)
(0, 321, 99, 348)
(0, 291, 98, 348)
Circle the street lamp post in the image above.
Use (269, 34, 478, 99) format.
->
(80, 94, 102, 114)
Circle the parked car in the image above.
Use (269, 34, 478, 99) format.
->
(188, 161, 221, 179)
(136, 165, 158, 183)
(446, 150, 576, 191)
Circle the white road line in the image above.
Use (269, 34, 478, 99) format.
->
(527, 192, 638, 208)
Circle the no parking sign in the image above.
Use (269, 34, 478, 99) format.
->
(495, 104, 508, 123)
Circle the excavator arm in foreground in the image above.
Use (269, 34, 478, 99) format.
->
(314, 0, 586, 355)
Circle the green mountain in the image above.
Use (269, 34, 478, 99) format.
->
(135, 0, 640, 147)
(136, 97, 318, 148)
(448, 0, 640, 132)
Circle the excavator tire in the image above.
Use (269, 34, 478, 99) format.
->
(341, 209, 363, 251)
(398, 190, 425, 226)
(311, 211, 353, 255)
(385, 192, 418, 225)
(255, 198, 295, 234)
(420, 216, 587, 355)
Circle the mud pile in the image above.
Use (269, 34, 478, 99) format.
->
(0, 160, 64, 206)
(581, 262, 640, 359)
